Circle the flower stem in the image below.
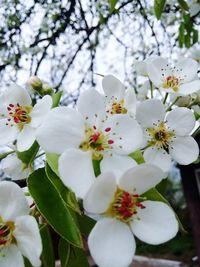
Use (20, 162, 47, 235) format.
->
(163, 93, 169, 104)
(150, 80, 153, 98)
(35, 152, 45, 159)
(166, 96, 181, 112)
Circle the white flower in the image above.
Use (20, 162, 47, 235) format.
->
(0, 85, 52, 152)
(0, 181, 42, 267)
(136, 99, 199, 172)
(146, 57, 200, 95)
(83, 164, 178, 267)
(134, 56, 159, 76)
(1, 154, 32, 180)
(36, 89, 143, 198)
(102, 75, 136, 117)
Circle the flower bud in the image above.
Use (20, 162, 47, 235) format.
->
(42, 83, 54, 95)
(27, 76, 43, 92)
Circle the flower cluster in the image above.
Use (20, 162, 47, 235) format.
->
(0, 56, 199, 267)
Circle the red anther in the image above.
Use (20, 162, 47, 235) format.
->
(93, 125, 96, 130)
(133, 193, 139, 197)
(0, 229, 5, 235)
(7, 107, 11, 111)
(9, 104, 14, 107)
(14, 117, 19, 123)
(7, 118, 11, 121)
(105, 127, 111, 132)
(92, 132, 100, 143)
(0, 239, 6, 245)
(108, 139, 114, 144)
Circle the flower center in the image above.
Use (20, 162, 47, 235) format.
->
(0, 217, 15, 248)
(107, 99, 128, 114)
(147, 122, 175, 151)
(6, 103, 32, 130)
(162, 75, 179, 92)
(105, 188, 145, 223)
(79, 126, 114, 160)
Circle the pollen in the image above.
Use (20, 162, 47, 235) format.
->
(108, 99, 128, 114)
(0, 217, 15, 249)
(162, 75, 180, 92)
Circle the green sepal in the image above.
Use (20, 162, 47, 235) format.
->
(45, 163, 81, 214)
(28, 168, 83, 248)
(58, 238, 90, 267)
(40, 224, 55, 267)
(52, 91, 62, 108)
(129, 150, 145, 164)
(143, 187, 187, 233)
(17, 141, 39, 164)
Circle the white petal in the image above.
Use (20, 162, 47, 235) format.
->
(136, 99, 165, 128)
(30, 95, 52, 128)
(0, 181, 29, 221)
(17, 125, 36, 152)
(3, 85, 31, 106)
(146, 57, 170, 87)
(124, 88, 136, 116)
(102, 75, 125, 101)
(36, 107, 85, 154)
(178, 80, 200, 95)
(0, 119, 18, 145)
(101, 154, 137, 182)
(83, 172, 116, 214)
(169, 136, 199, 165)
(14, 215, 42, 267)
(176, 58, 198, 82)
(144, 147, 172, 174)
(58, 148, 95, 198)
(166, 107, 195, 135)
(119, 164, 164, 195)
(88, 218, 135, 267)
(104, 115, 143, 154)
(131, 201, 178, 245)
(77, 89, 105, 127)
(1, 154, 30, 180)
(0, 245, 24, 267)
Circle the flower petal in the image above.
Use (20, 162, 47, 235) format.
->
(136, 99, 165, 128)
(88, 218, 136, 267)
(178, 80, 200, 95)
(30, 95, 52, 128)
(124, 88, 136, 116)
(0, 245, 24, 267)
(3, 84, 32, 107)
(36, 107, 85, 154)
(14, 215, 42, 267)
(102, 75, 125, 101)
(169, 136, 199, 165)
(77, 89, 105, 127)
(0, 119, 18, 146)
(101, 154, 137, 182)
(144, 147, 172, 174)
(104, 114, 143, 154)
(119, 164, 164, 195)
(83, 172, 116, 214)
(131, 200, 178, 245)
(17, 125, 36, 152)
(0, 181, 29, 221)
(146, 57, 170, 87)
(58, 148, 95, 198)
(166, 107, 195, 135)
(175, 58, 198, 82)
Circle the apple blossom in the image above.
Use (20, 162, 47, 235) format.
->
(136, 99, 199, 172)
(0, 85, 52, 152)
(83, 164, 178, 267)
(0, 181, 42, 267)
(146, 57, 200, 95)
(36, 89, 143, 198)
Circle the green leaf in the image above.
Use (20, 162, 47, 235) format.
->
(17, 141, 39, 164)
(192, 29, 198, 44)
(58, 238, 90, 267)
(154, 0, 166, 19)
(24, 257, 33, 267)
(129, 150, 145, 164)
(109, 0, 118, 13)
(178, 0, 189, 11)
(45, 163, 81, 214)
(185, 33, 191, 48)
(28, 168, 83, 248)
(52, 91, 62, 108)
(143, 187, 187, 233)
(77, 214, 96, 236)
(46, 153, 60, 176)
(178, 23, 185, 47)
(40, 224, 55, 267)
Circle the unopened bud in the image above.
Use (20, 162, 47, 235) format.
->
(42, 83, 53, 95)
(28, 76, 43, 92)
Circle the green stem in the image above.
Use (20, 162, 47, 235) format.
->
(166, 96, 181, 112)
(192, 126, 200, 138)
(163, 93, 169, 104)
(0, 150, 15, 160)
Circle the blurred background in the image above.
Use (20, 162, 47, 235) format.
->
(0, 0, 200, 266)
